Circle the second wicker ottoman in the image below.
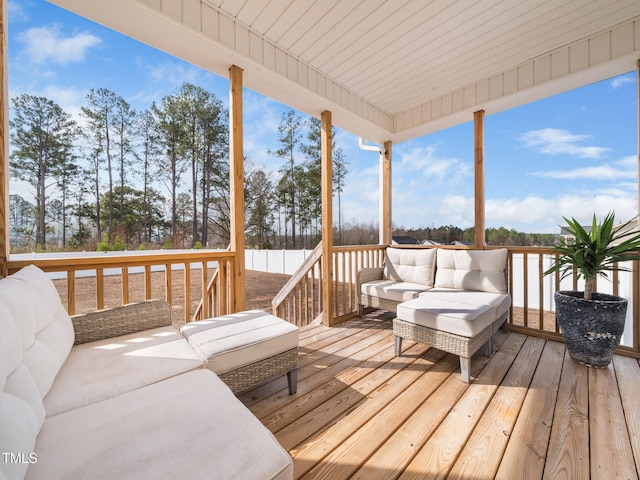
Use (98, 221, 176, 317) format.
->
(180, 310, 299, 395)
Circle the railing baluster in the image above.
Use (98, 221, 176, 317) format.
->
(508, 251, 514, 327)
(634, 260, 639, 352)
(122, 267, 129, 305)
(67, 270, 75, 316)
(523, 252, 529, 328)
(96, 268, 104, 310)
(165, 264, 172, 306)
(201, 261, 208, 319)
(538, 253, 544, 331)
(220, 261, 228, 316)
(184, 263, 191, 323)
(144, 265, 151, 300)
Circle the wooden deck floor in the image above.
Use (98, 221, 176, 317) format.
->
(239, 311, 640, 480)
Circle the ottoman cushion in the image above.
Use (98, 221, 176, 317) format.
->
(418, 288, 510, 320)
(180, 310, 298, 374)
(397, 297, 496, 338)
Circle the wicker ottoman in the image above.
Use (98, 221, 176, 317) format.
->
(181, 310, 299, 395)
(394, 296, 506, 383)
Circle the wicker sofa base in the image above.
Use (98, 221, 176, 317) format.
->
(217, 347, 298, 395)
(358, 293, 403, 315)
(393, 313, 507, 383)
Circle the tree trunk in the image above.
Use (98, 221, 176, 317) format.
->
(584, 278, 596, 301)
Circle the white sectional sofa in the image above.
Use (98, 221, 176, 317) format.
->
(358, 247, 511, 383)
(0, 265, 293, 480)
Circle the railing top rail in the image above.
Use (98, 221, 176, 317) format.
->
(272, 242, 323, 309)
(333, 245, 387, 252)
(7, 250, 236, 273)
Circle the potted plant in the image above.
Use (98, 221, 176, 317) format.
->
(544, 212, 640, 367)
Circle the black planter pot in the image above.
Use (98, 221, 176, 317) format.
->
(554, 290, 627, 368)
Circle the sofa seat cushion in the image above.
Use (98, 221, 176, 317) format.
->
(180, 310, 299, 375)
(28, 370, 293, 480)
(418, 288, 511, 320)
(396, 297, 496, 338)
(361, 280, 430, 302)
(384, 247, 436, 287)
(43, 326, 204, 418)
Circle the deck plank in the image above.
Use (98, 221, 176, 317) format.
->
(350, 364, 472, 480)
(350, 330, 510, 480)
(495, 340, 565, 480)
(246, 326, 394, 418)
(291, 344, 445, 478)
(243, 313, 640, 480)
(273, 342, 435, 448)
(543, 347, 590, 480)
(261, 337, 398, 433)
(589, 363, 637, 479)
(613, 356, 640, 476)
(240, 317, 389, 404)
(301, 353, 459, 479)
(397, 332, 528, 480)
(447, 336, 546, 480)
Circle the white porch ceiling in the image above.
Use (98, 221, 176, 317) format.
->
(49, 0, 640, 144)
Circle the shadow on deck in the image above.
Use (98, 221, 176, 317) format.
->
(240, 310, 640, 480)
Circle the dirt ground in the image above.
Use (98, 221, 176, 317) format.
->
(54, 269, 292, 326)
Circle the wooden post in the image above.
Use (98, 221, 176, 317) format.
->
(229, 65, 246, 312)
(636, 60, 640, 354)
(0, 0, 8, 276)
(637, 59, 640, 219)
(381, 141, 392, 245)
(474, 110, 485, 249)
(321, 110, 334, 326)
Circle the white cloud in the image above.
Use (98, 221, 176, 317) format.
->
(38, 85, 86, 123)
(7, 1, 29, 22)
(611, 73, 635, 89)
(485, 193, 638, 233)
(531, 156, 636, 181)
(148, 61, 203, 85)
(520, 128, 608, 159)
(397, 145, 471, 183)
(18, 25, 101, 65)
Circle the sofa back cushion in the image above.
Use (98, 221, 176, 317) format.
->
(0, 265, 74, 398)
(435, 248, 508, 293)
(0, 300, 46, 480)
(384, 248, 436, 287)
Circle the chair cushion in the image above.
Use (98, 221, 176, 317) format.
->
(418, 288, 511, 320)
(361, 280, 429, 302)
(434, 249, 508, 293)
(384, 248, 436, 287)
(180, 310, 299, 375)
(28, 370, 293, 480)
(396, 296, 496, 338)
(43, 326, 204, 418)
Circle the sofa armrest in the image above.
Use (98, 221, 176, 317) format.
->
(71, 300, 173, 345)
(357, 267, 384, 292)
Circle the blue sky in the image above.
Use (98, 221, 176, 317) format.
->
(7, 0, 639, 235)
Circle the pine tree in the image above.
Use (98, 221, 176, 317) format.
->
(10, 94, 80, 249)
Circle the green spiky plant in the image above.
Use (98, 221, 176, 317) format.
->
(545, 212, 640, 300)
